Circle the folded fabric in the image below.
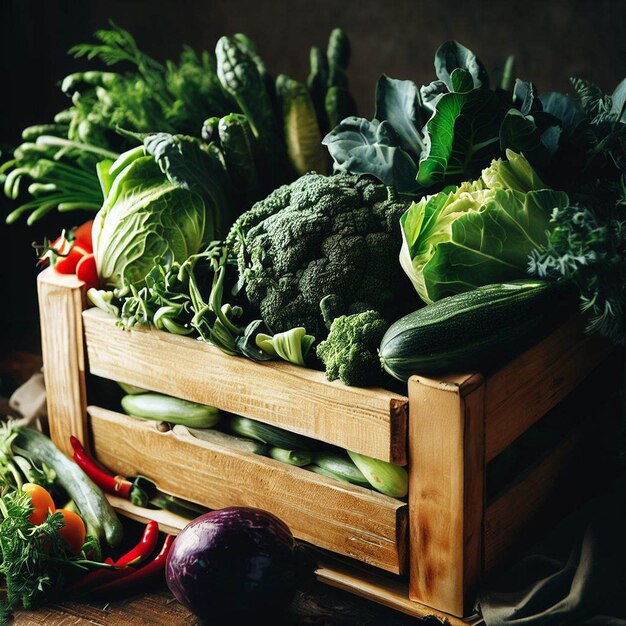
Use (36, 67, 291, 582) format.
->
(478, 479, 626, 625)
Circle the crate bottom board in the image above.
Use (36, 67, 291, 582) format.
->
(108, 495, 482, 625)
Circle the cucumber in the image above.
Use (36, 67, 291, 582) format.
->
(15, 428, 123, 548)
(121, 393, 220, 428)
(268, 447, 312, 467)
(227, 415, 315, 451)
(380, 281, 568, 380)
(313, 450, 370, 487)
(347, 451, 408, 498)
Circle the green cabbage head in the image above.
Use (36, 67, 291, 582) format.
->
(399, 150, 569, 303)
(93, 142, 211, 290)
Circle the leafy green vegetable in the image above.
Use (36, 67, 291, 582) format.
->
(227, 173, 412, 339)
(316, 310, 388, 386)
(400, 151, 569, 303)
(216, 35, 288, 188)
(375, 76, 425, 157)
(217, 113, 261, 213)
(433, 40, 490, 90)
(416, 68, 506, 187)
(529, 199, 626, 345)
(256, 327, 315, 366)
(93, 134, 227, 290)
(322, 117, 419, 192)
(275, 75, 326, 175)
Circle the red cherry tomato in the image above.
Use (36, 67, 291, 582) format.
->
(75, 253, 98, 290)
(73, 220, 93, 253)
(54, 244, 91, 275)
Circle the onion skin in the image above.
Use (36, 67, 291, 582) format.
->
(165, 507, 299, 620)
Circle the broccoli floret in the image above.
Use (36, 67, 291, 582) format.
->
(316, 310, 388, 387)
(227, 173, 410, 338)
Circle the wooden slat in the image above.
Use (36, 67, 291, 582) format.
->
(484, 316, 612, 461)
(407, 373, 485, 618)
(484, 419, 590, 571)
(316, 554, 483, 626)
(37, 268, 87, 456)
(89, 406, 408, 574)
(82, 309, 407, 464)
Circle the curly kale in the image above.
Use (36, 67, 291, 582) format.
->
(529, 200, 626, 345)
(317, 310, 388, 387)
(227, 173, 412, 339)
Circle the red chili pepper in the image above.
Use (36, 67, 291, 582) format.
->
(70, 436, 133, 499)
(66, 563, 135, 596)
(69, 436, 156, 506)
(89, 535, 174, 597)
(115, 520, 159, 567)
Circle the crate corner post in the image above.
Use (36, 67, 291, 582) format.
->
(407, 373, 485, 618)
(37, 268, 87, 456)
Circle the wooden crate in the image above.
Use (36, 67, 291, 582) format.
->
(38, 268, 617, 623)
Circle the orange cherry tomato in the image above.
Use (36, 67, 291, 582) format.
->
(22, 483, 55, 525)
(57, 509, 87, 555)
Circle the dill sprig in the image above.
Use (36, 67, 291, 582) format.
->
(0, 491, 67, 616)
(529, 199, 626, 345)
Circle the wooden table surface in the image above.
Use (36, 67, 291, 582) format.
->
(12, 586, 448, 626)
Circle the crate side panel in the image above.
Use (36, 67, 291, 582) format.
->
(89, 406, 408, 574)
(83, 309, 407, 464)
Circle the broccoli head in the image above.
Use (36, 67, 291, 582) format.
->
(316, 309, 388, 387)
(227, 173, 410, 338)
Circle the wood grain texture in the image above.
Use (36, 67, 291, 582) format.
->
(484, 316, 612, 461)
(407, 373, 485, 618)
(37, 268, 87, 456)
(317, 553, 484, 626)
(82, 308, 408, 464)
(88, 406, 408, 574)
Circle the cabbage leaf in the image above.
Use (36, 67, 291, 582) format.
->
(93, 134, 231, 290)
(400, 151, 570, 303)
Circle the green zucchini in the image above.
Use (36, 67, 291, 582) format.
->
(380, 280, 568, 380)
(121, 393, 220, 428)
(227, 415, 315, 451)
(15, 428, 123, 548)
(347, 451, 408, 498)
(313, 450, 370, 487)
(268, 447, 312, 467)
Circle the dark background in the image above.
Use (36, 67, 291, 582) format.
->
(1, 0, 625, 353)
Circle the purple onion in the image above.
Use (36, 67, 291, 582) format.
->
(165, 507, 300, 620)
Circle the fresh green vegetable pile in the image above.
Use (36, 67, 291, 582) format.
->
(5, 27, 625, 387)
(2, 24, 356, 226)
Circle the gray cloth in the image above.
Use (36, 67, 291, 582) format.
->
(478, 481, 626, 625)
